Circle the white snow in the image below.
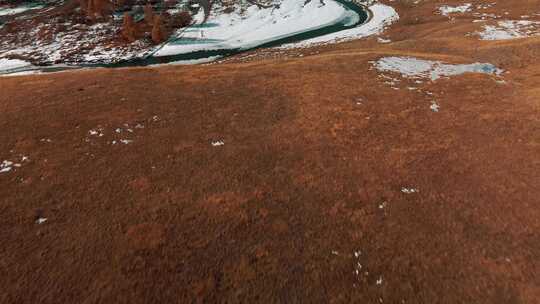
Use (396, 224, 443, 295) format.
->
(0, 160, 14, 173)
(439, 4, 472, 17)
(401, 187, 419, 194)
(211, 140, 225, 146)
(35, 217, 48, 224)
(1, 0, 399, 71)
(283, 3, 398, 48)
(155, 0, 357, 56)
(0, 4, 43, 16)
(373, 57, 502, 81)
(0, 21, 151, 67)
(0, 158, 25, 173)
(430, 102, 440, 112)
(477, 20, 540, 40)
(0, 58, 29, 69)
(0, 58, 35, 74)
(167, 56, 222, 65)
(88, 129, 104, 137)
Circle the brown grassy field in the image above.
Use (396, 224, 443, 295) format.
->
(1, 0, 539, 303)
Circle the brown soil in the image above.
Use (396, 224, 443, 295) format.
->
(1, 0, 540, 303)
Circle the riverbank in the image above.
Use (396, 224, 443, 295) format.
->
(1, 0, 392, 75)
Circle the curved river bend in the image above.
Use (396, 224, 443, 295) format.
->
(111, 0, 369, 67)
(2, 0, 368, 74)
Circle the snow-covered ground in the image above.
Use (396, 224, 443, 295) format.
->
(433, 2, 540, 41)
(0, 58, 36, 75)
(154, 0, 358, 56)
(283, 3, 398, 48)
(477, 20, 540, 40)
(373, 57, 502, 81)
(0, 58, 32, 70)
(436, 3, 504, 21)
(0, 21, 151, 65)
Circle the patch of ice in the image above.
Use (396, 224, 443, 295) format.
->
(373, 56, 502, 81)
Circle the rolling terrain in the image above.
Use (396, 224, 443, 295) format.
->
(1, 0, 540, 303)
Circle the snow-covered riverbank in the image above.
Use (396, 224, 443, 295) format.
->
(154, 0, 362, 57)
(282, 3, 398, 48)
(1, 0, 399, 75)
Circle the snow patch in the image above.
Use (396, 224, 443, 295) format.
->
(430, 102, 440, 112)
(0, 155, 28, 173)
(439, 4, 472, 17)
(477, 20, 540, 40)
(35, 217, 48, 224)
(0, 58, 36, 75)
(211, 140, 225, 147)
(0, 160, 14, 173)
(401, 187, 419, 194)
